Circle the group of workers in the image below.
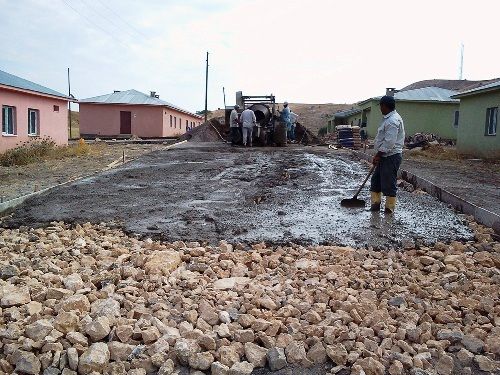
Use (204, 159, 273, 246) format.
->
(229, 102, 299, 147)
(229, 104, 256, 147)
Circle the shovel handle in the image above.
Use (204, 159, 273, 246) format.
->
(353, 164, 376, 199)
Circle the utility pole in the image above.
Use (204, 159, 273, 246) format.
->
(67, 68, 72, 139)
(459, 43, 464, 80)
(204, 52, 209, 123)
(223, 86, 226, 109)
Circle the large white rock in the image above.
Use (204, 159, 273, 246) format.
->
(78, 342, 110, 374)
(213, 277, 251, 290)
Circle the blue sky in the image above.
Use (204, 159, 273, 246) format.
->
(1, 0, 499, 112)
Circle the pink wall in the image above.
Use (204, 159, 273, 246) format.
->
(80, 104, 163, 137)
(162, 107, 203, 137)
(80, 103, 203, 138)
(0, 87, 68, 153)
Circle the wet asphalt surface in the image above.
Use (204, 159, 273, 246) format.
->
(3, 143, 472, 249)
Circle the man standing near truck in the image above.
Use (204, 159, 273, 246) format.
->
(289, 110, 299, 142)
(240, 107, 257, 147)
(281, 101, 293, 142)
(370, 95, 405, 214)
(229, 105, 241, 146)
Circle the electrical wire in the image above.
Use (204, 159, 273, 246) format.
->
(95, 0, 148, 39)
(60, 0, 133, 49)
(78, 0, 143, 43)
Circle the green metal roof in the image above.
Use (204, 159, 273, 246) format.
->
(451, 80, 500, 98)
(358, 86, 459, 106)
(334, 108, 362, 119)
(0, 69, 68, 99)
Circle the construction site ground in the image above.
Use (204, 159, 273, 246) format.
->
(1, 141, 499, 375)
(3, 142, 474, 249)
(402, 157, 500, 218)
(0, 143, 171, 202)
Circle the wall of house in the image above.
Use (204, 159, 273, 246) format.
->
(79, 104, 164, 137)
(358, 101, 380, 138)
(359, 100, 459, 140)
(346, 113, 362, 126)
(456, 90, 500, 157)
(161, 108, 203, 137)
(0, 87, 68, 153)
(80, 104, 203, 138)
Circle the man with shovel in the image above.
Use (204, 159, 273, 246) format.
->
(370, 95, 405, 214)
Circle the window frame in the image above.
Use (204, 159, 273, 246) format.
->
(485, 107, 498, 136)
(2, 105, 17, 136)
(28, 108, 40, 136)
(53, 105, 59, 112)
(453, 110, 459, 129)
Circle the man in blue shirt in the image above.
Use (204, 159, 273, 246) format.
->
(281, 102, 292, 142)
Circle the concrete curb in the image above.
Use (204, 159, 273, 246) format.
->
(0, 141, 187, 216)
(353, 150, 500, 231)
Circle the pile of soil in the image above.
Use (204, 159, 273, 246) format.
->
(180, 119, 227, 143)
(294, 122, 319, 145)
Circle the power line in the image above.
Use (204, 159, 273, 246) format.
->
(78, 0, 142, 43)
(95, 0, 148, 39)
(60, 0, 133, 49)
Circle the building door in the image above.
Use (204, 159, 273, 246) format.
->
(120, 111, 132, 134)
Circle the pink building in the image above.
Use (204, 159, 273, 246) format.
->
(0, 70, 69, 153)
(79, 90, 203, 138)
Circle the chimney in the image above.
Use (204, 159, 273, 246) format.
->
(150, 91, 156, 97)
(386, 88, 398, 97)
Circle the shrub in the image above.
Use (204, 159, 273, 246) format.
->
(0, 137, 92, 167)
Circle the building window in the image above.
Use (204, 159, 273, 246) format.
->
(186, 120, 188, 128)
(174, 117, 176, 128)
(170, 115, 172, 127)
(2, 105, 16, 135)
(53, 105, 59, 112)
(28, 108, 39, 135)
(485, 107, 498, 136)
(453, 111, 459, 128)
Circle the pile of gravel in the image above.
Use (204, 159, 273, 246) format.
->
(0, 218, 498, 374)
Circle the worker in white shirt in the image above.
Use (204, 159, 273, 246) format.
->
(229, 105, 241, 146)
(370, 95, 405, 214)
(240, 107, 257, 147)
(289, 111, 299, 142)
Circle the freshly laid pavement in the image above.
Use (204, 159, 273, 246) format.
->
(3, 143, 472, 249)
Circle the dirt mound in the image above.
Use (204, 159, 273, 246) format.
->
(295, 122, 320, 144)
(180, 118, 227, 143)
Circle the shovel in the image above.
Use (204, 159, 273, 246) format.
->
(341, 164, 376, 208)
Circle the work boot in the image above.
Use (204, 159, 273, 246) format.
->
(370, 192, 382, 211)
(385, 196, 397, 214)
